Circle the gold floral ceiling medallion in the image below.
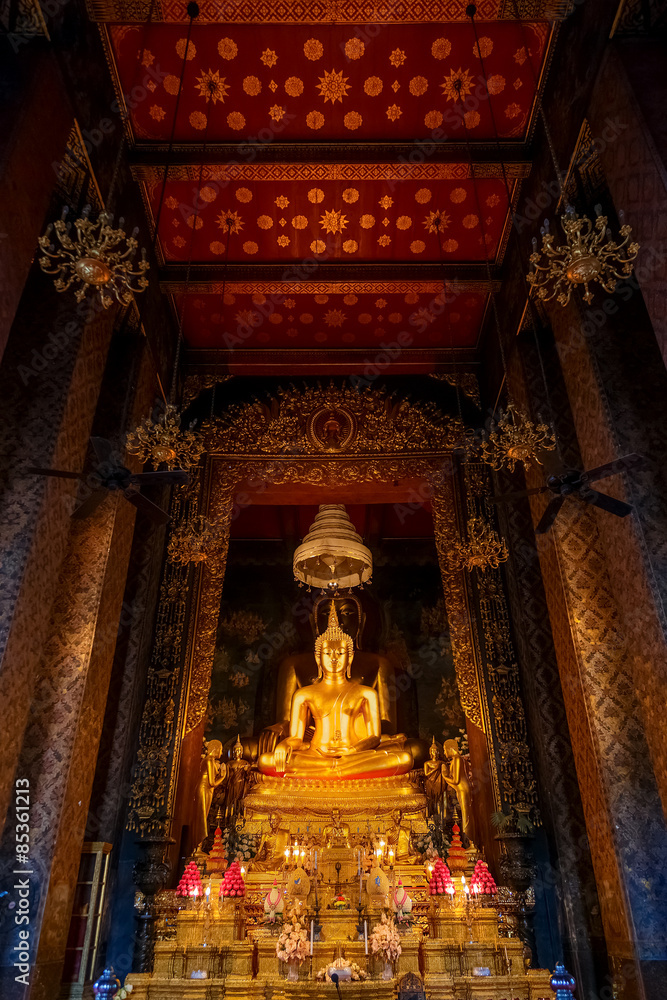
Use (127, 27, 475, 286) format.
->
(478, 401, 556, 472)
(37, 205, 149, 308)
(126, 403, 204, 470)
(455, 515, 509, 573)
(527, 204, 639, 306)
(167, 515, 226, 567)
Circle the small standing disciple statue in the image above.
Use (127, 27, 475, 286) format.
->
(223, 735, 251, 826)
(193, 739, 227, 849)
(264, 880, 285, 923)
(443, 739, 475, 845)
(392, 880, 413, 923)
(423, 737, 447, 819)
(258, 606, 414, 779)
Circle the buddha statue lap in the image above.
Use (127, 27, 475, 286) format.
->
(258, 606, 414, 780)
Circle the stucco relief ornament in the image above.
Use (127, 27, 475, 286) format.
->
(37, 204, 149, 308)
(126, 403, 204, 471)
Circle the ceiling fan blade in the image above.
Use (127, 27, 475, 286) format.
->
(123, 489, 171, 524)
(71, 489, 109, 520)
(489, 486, 548, 504)
(535, 496, 565, 535)
(89, 436, 115, 466)
(581, 489, 633, 518)
(583, 453, 645, 484)
(26, 467, 85, 480)
(130, 470, 190, 487)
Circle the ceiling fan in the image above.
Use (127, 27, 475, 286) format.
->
(490, 454, 643, 534)
(28, 436, 189, 523)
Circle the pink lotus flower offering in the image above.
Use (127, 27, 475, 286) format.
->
(471, 858, 497, 895)
(428, 857, 455, 896)
(219, 859, 246, 897)
(176, 861, 203, 898)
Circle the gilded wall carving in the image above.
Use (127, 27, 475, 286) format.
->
(430, 485, 484, 732)
(126, 476, 198, 834)
(203, 384, 462, 457)
(462, 462, 538, 817)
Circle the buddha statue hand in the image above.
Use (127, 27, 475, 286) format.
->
(258, 722, 289, 756)
(273, 736, 308, 775)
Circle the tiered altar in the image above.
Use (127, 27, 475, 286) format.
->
(128, 801, 551, 999)
(127, 601, 552, 999)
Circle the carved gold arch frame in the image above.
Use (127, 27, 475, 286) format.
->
(165, 385, 501, 826)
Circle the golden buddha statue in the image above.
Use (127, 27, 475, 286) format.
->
(259, 595, 397, 756)
(251, 812, 291, 872)
(193, 739, 227, 849)
(258, 606, 414, 779)
(443, 739, 475, 844)
(423, 737, 447, 819)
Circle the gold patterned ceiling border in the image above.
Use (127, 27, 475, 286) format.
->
(183, 372, 233, 405)
(429, 372, 481, 408)
(165, 279, 499, 295)
(135, 163, 529, 185)
(88, 0, 569, 23)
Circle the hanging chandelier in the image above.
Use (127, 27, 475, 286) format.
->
(126, 404, 203, 470)
(478, 401, 556, 472)
(167, 514, 226, 567)
(37, 204, 150, 309)
(455, 515, 509, 572)
(527, 204, 639, 307)
(293, 505, 373, 591)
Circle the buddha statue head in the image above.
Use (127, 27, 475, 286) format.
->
(314, 604, 355, 680)
(204, 738, 223, 761)
(444, 739, 459, 759)
(429, 736, 442, 761)
(232, 735, 243, 760)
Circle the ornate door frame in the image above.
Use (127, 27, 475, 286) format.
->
(127, 385, 535, 842)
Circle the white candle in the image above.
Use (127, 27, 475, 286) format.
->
(310, 920, 314, 956)
(364, 920, 368, 955)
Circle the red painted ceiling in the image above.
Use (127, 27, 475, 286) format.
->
(176, 284, 487, 349)
(148, 172, 513, 264)
(109, 22, 549, 142)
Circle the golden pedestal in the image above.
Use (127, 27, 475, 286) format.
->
(245, 772, 427, 819)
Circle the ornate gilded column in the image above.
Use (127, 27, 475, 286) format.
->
(126, 458, 235, 867)
(431, 457, 542, 962)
